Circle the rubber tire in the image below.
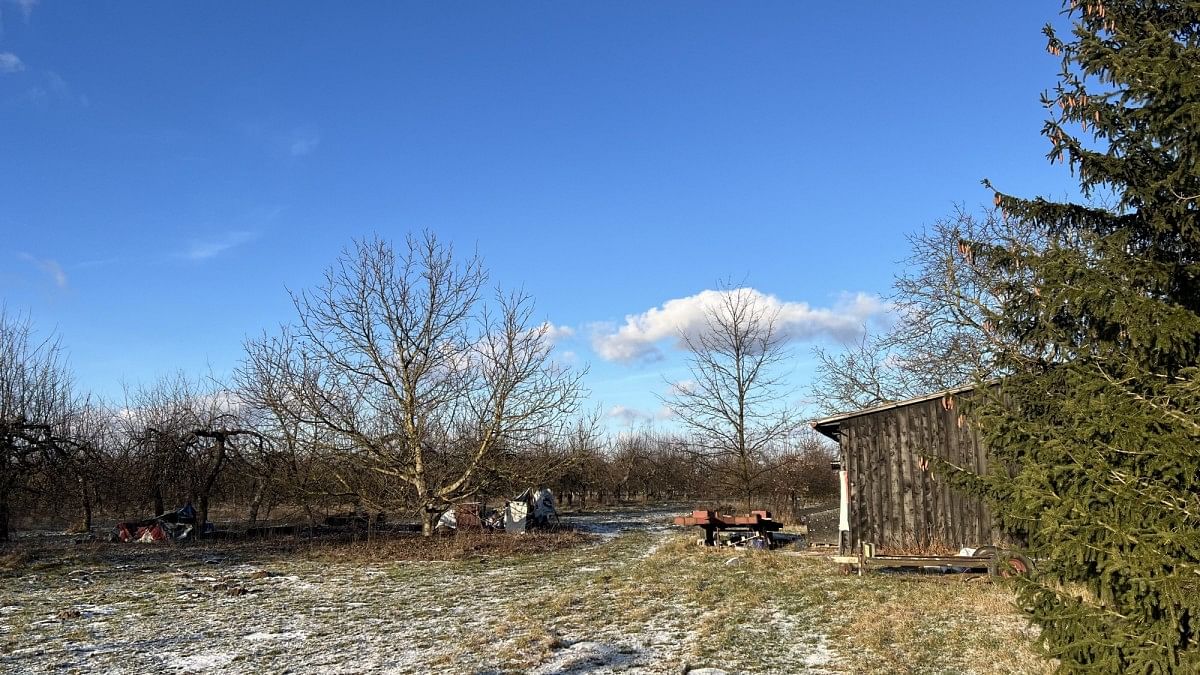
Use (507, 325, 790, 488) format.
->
(972, 545, 1000, 559)
(990, 551, 1034, 577)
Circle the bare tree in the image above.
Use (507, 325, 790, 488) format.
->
(811, 206, 1041, 413)
(121, 373, 201, 518)
(121, 372, 254, 531)
(244, 233, 587, 534)
(56, 397, 113, 532)
(662, 285, 799, 511)
(188, 422, 259, 533)
(763, 430, 839, 517)
(0, 310, 75, 541)
(236, 330, 335, 529)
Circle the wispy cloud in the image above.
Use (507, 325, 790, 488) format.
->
(10, 0, 39, 19)
(592, 288, 888, 364)
(0, 0, 38, 27)
(607, 404, 675, 426)
(0, 52, 23, 73)
(19, 252, 68, 288)
(289, 128, 320, 157)
(0, 1, 39, 49)
(608, 405, 650, 426)
(183, 230, 257, 261)
(15, 70, 88, 107)
(75, 256, 124, 269)
(668, 379, 697, 396)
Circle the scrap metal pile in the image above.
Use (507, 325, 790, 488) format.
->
(110, 510, 196, 543)
(437, 487, 561, 534)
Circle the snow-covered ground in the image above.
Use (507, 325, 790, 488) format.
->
(0, 505, 1044, 674)
(564, 504, 687, 537)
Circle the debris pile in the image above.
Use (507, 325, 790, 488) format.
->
(110, 509, 196, 543)
(437, 487, 561, 534)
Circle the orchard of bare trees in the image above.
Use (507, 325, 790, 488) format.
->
(0, 234, 835, 542)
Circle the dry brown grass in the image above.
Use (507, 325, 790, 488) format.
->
(306, 529, 595, 563)
(493, 532, 1052, 673)
(2, 520, 1052, 673)
(0, 547, 30, 573)
(832, 575, 1053, 674)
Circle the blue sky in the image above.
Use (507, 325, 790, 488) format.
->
(0, 1, 1080, 427)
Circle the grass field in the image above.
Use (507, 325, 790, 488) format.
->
(0, 510, 1049, 674)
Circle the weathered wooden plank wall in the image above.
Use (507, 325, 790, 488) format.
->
(841, 393, 1003, 550)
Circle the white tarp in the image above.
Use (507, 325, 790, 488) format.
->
(504, 501, 528, 533)
(436, 509, 457, 530)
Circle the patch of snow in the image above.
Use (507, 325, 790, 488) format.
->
(244, 630, 307, 641)
(766, 607, 839, 673)
(531, 640, 642, 674)
(163, 650, 236, 672)
(77, 604, 117, 616)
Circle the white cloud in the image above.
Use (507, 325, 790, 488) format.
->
(539, 322, 575, 345)
(184, 230, 256, 260)
(289, 129, 320, 157)
(592, 288, 887, 364)
(607, 404, 678, 426)
(0, 52, 23, 73)
(607, 405, 651, 425)
(19, 253, 67, 288)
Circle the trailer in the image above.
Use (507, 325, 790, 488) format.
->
(832, 542, 1034, 577)
(672, 509, 805, 548)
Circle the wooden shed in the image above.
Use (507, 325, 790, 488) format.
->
(812, 385, 1004, 552)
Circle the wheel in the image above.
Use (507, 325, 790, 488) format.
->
(988, 551, 1034, 577)
(972, 545, 999, 559)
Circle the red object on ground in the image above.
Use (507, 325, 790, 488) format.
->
(673, 510, 782, 529)
(455, 503, 483, 529)
(134, 524, 168, 542)
(673, 509, 785, 546)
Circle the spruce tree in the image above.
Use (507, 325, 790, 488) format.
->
(973, 1, 1200, 671)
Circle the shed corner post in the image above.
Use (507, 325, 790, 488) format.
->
(838, 451, 851, 556)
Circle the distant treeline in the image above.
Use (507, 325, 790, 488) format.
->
(11, 416, 836, 535)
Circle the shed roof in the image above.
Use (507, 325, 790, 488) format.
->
(810, 383, 978, 440)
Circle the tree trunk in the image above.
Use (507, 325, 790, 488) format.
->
(196, 436, 228, 538)
(199, 495, 210, 536)
(81, 496, 93, 532)
(421, 506, 439, 536)
(303, 503, 316, 539)
(247, 480, 265, 525)
(0, 488, 9, 542)
(75, 476, 94, 532)
(153, 487, 165, 517)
